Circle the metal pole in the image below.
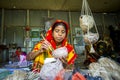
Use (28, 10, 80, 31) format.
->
(68, 11, 73, 45)
(26, 9, 30, 53)
(48, 10, 50, 18)
(0, 8, 4, 44)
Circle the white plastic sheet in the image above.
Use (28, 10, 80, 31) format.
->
(18, 55, 28, 67)
(39, 59, 63, 80)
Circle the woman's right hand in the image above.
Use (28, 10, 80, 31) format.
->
(40, 40, 53, 52)
(26, 40, 52, 60)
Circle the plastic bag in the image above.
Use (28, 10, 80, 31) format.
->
(80, 15, 94, 31)
(84, 32, 99, 44)
(52, 47, 68, 58)
(39, 59, 63, 80)
(18, 55, 28, 67)
(54, 69, 66, 80)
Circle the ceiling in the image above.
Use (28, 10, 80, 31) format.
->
(0, 0, 120, 13)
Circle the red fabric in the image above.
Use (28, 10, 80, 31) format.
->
(68, 53, 77, 64)
(45, 20, 69, 49)
(72, 72, 86, 80)
(15, 50, 21, 59)
(55, 69, 86, 80)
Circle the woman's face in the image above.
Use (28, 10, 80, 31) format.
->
(18, 48, 21, 52)
(52, 25, 66, 43)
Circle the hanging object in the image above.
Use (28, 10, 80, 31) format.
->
(45, 20, 52, 32)
(25, 25, 30, 31)
(24, 25, 31, 48)
(80, 0, 99, 53)
(24, 25, 31, 38)
(44, 17, 54, 32)
(24, 25, 31, 42)
(84, 32, 99, 44)
(89, 44, 95, 53)
(80, 15, 94, 32)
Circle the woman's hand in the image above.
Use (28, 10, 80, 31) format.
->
(59, 57, 67, 63)
(59, 57, 67, 68)
(26, 40, 53, 61)
(41, 40, 53, 52)
(59, 57, 73, 69)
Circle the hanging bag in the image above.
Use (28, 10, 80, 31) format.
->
(79, 0, 99, 53)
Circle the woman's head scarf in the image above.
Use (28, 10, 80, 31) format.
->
(45, 20, 69, 49)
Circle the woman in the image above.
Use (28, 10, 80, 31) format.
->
(15, 47, 22, 60)
(26, 20, 77, 72)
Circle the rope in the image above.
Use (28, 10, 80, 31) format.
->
(81, 0, 99, 38)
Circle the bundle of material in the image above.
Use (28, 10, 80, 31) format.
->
(88, 57, 120, 80)
(84, 32, 99, 44)
(4, 70, 27, 80)
(98, 57, 120, 80)
(26, 71, 40, 80)
(52, 47, 68, 58)
(79, 0, 99, 38)
(89, 62, 112, 80)
(4, 70, 40, 80)
(80, 15, 94, 32)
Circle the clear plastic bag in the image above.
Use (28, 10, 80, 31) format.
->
(80, 15, 94, 31)
(52, 47, 68, 58)
(54, 69, 65, 80)
(39, 59, 63, 80)
(84, 32, 99, 44)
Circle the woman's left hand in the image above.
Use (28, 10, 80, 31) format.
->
(59, 57, 67, 63)
(59, 57, 67, 68)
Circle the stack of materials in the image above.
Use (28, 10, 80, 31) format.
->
(4, 70, 40, 80)
(89, 57, 120, 80)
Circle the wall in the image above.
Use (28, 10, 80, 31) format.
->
(0, 9, 120, 53)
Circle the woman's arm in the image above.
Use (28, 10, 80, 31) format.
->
(26, 40, 52, 61)
(26, 49, 43, 61)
